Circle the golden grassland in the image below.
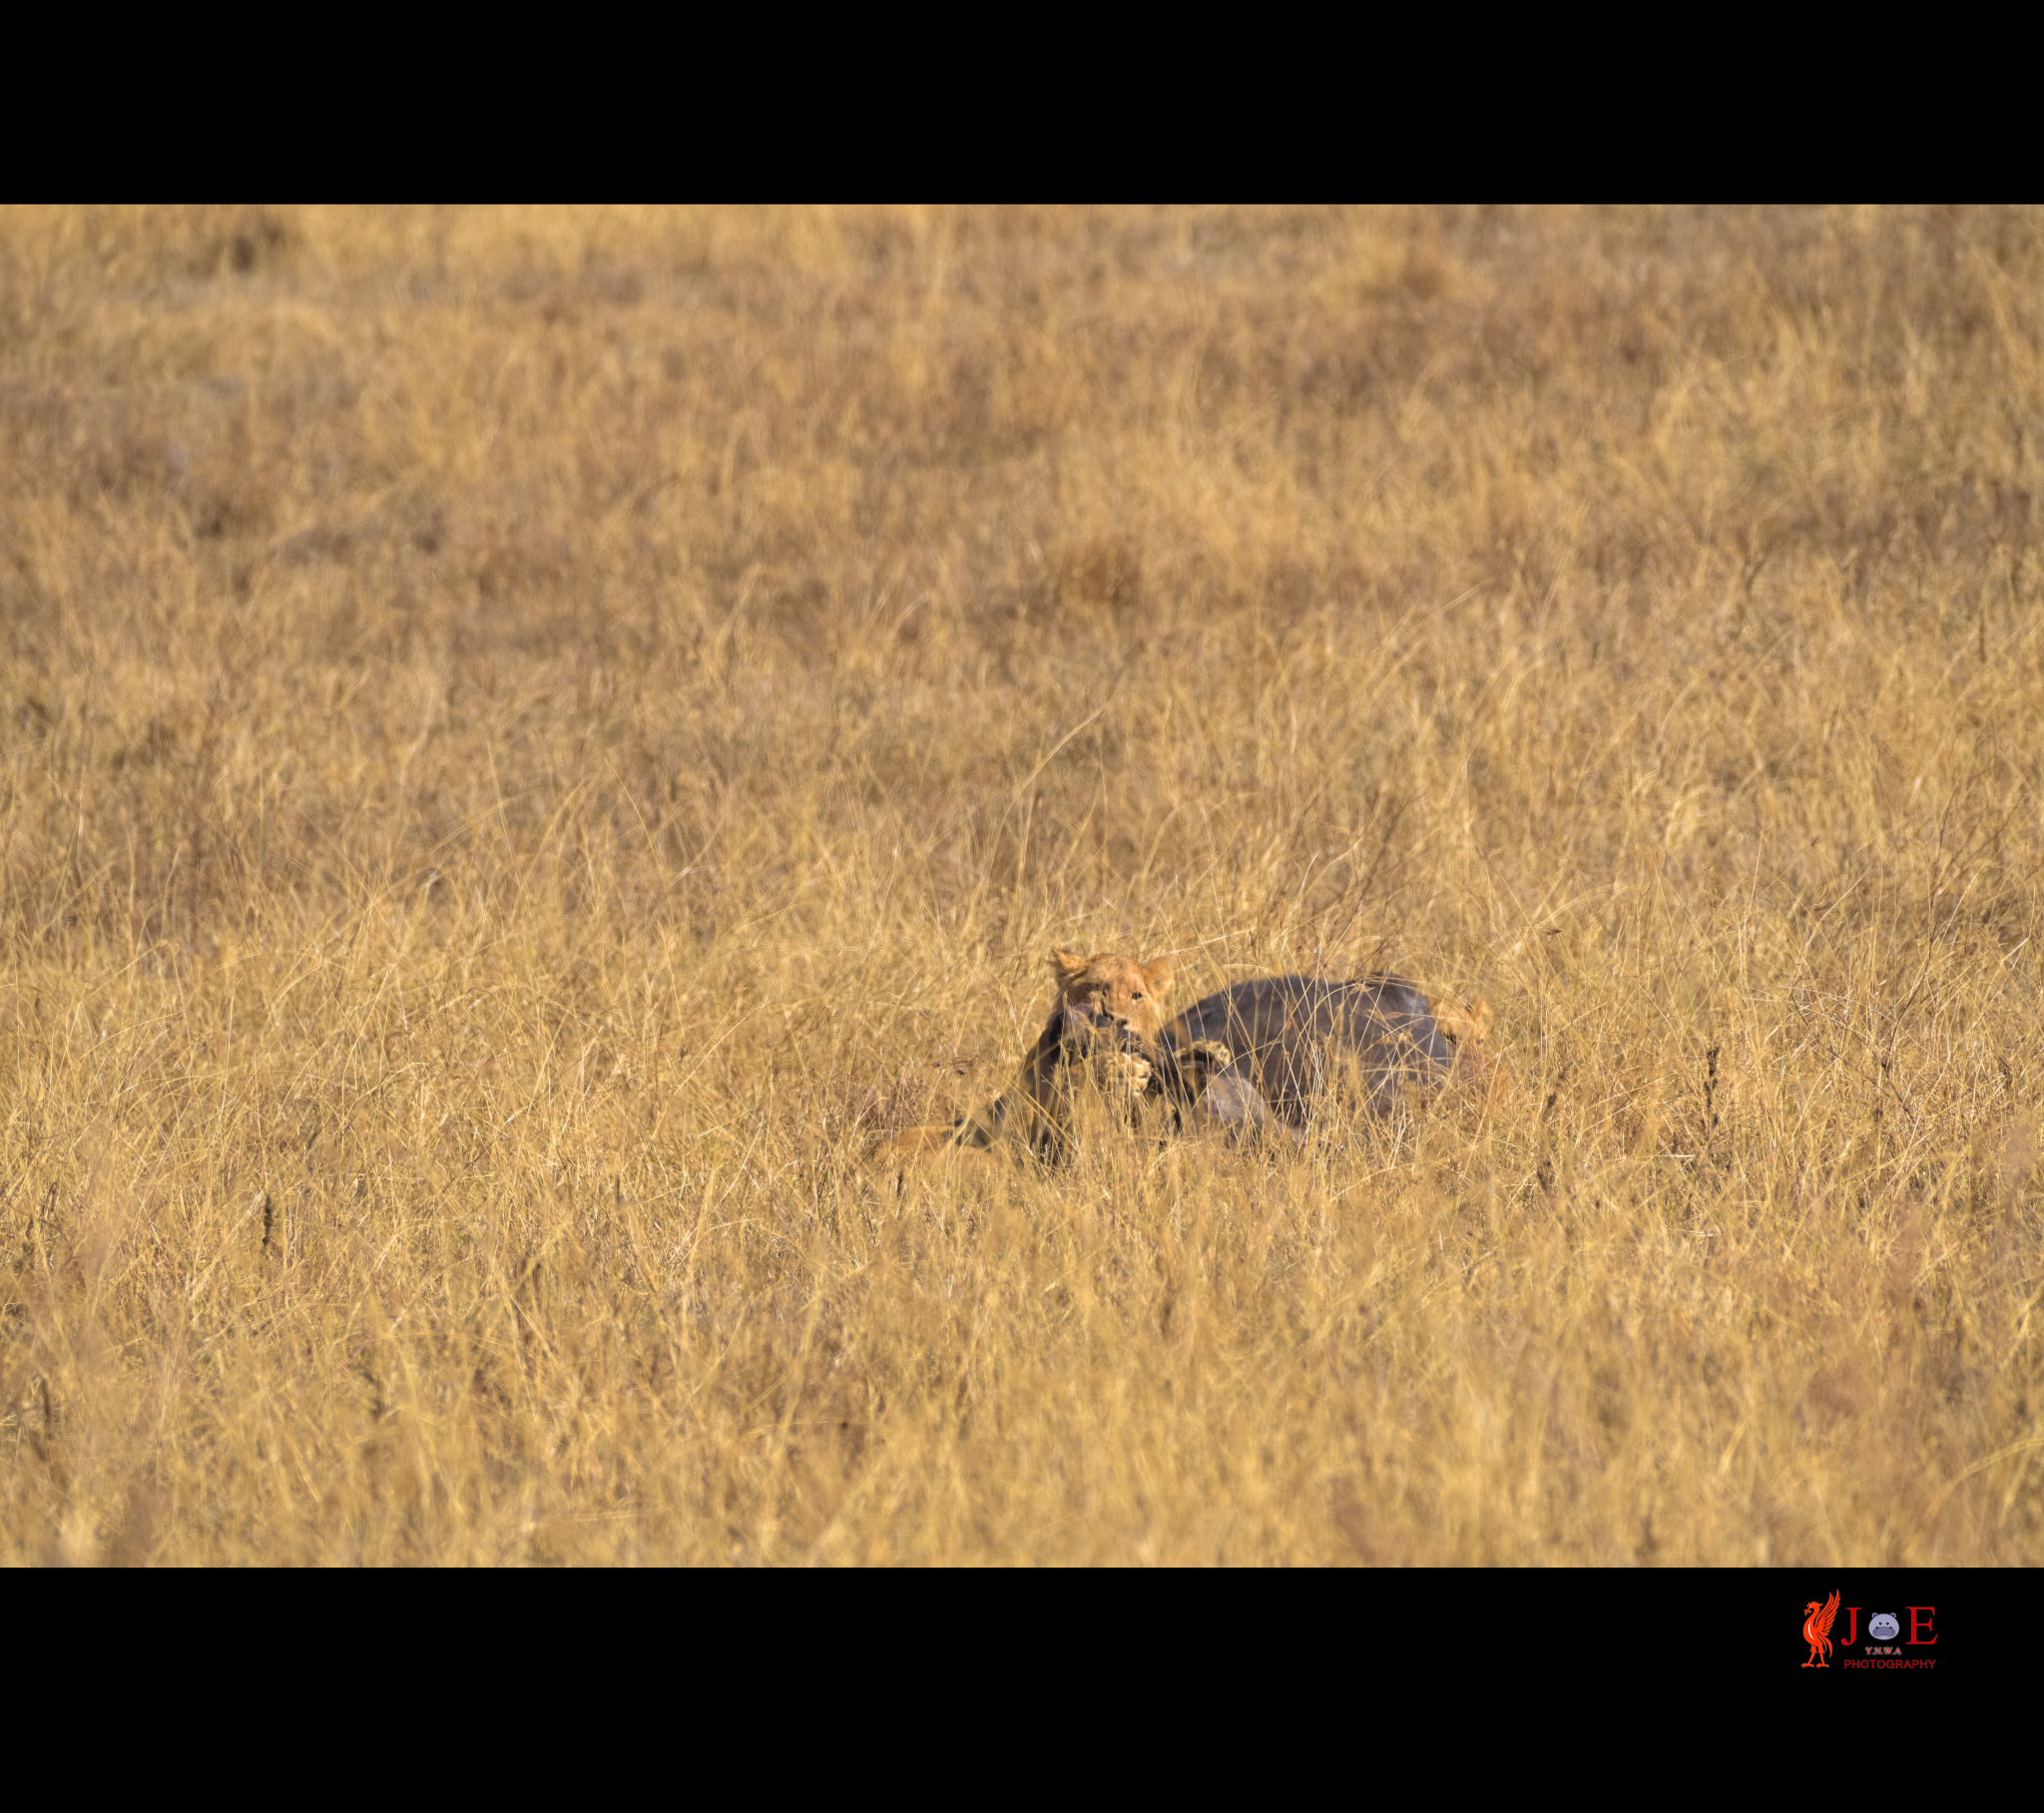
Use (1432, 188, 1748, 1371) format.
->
(3, 205, 2041, 1565)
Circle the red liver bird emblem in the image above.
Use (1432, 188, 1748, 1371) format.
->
(1801, 1590, 1841, 1667)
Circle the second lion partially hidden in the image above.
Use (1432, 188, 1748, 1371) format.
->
(878, 946, 1486, 1166)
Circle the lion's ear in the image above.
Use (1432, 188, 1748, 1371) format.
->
(1142, 957, 1174, 999)
(1049, 947, 1090, 987)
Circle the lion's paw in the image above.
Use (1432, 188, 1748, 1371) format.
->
(1099, 1051, 1153, 1099)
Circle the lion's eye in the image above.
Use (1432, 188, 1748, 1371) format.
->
(1131, 992, 1143, 1002)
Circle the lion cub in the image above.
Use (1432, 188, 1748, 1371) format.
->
(875, 947, 1174, 1166)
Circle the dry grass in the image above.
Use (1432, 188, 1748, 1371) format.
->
(3, 205, 2042, 1565)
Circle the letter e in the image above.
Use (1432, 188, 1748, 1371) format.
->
(1907, 1606, 1936, 1644)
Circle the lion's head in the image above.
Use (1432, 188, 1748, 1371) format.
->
(1048, 946, 1174, 1049)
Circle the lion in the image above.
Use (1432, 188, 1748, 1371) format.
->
(873, 945, 1487, 1167)
(875, 947, 1175, 1166)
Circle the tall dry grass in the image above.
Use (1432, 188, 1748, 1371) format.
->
(2, 205, 2041, 1564)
